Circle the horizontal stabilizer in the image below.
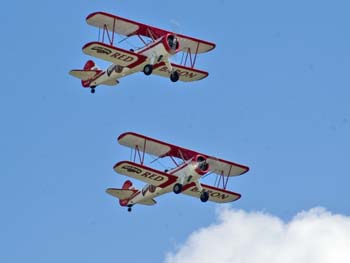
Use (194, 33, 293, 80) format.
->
(101, 78, 119, 86)
(69, 69, 101, 81)
(106, 188, 137, 200)
(138, 198, 157, 206)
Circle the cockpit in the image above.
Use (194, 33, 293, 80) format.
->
(167, 35, 179, 51)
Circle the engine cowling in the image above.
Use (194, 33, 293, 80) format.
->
(162, 33, 180, 54)
(193, 155, 210, 175)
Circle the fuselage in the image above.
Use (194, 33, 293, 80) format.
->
(125, 155, 208, 206)
(90, 34, 179, 87)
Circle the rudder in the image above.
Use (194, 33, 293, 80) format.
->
(81, 60, 100, 87)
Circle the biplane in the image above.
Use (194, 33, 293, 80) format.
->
(107, 132, 249, 212)
(69, 12, 216, 93)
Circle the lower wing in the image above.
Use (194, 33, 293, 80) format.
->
(113, 161, 177, 188)
(83, 42, 147, 69)
(153, 62, 208, 82)
(182, 183, 241, 203)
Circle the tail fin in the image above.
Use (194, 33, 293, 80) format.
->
(83, 60, 97, 70)
(81, 60, 100, 87)
(106, 180, 137, 207)
(122, 180, 133, 190)
(69, 60, 102, 88)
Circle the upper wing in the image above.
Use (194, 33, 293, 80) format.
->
(113, 161, 177, 188)
(83, 42, 147, 68)
(182, 182, 241, 203)
(69, 69, 102, 81)
(117, 132, 249, 176)
(152, 62, 208, 82)
(87, 12, 141, 37)
(86, 12, 215, 53)
(118, 132, 173, 158)
(206, 157, 249, 177)
(118, 132, 199, 159)
(175, 35, 215, 54)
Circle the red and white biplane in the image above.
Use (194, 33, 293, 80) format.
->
(69, 12, 215, 93)
(107, 132, 249, 212)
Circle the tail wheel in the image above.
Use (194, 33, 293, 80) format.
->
(90, 87, 96, 94)
(143, 64, 153, 75)
(170, 71, 179, 82)
(200, 191, 209, 202)
(173, 183, 183, 194)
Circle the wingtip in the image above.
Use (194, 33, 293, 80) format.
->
(117, 131, 137, 142)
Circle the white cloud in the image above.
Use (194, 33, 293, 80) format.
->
(164, 207, 350, 263)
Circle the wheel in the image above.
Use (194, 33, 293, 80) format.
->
(90, 86, 96, 94)
(200, 191, 209, 202)
(127, 206, 132, 212)
(170, 71, 179, 82)
(143, 64, 153, 75)
(173, 183, 183, 194)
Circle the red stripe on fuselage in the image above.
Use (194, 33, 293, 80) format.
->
(82, 70, 105, 88)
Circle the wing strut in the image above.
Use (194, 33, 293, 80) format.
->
(169, 156, 179, 167)
(142, 139, 147, 164)
(146, 28, 156, 41)
(102, 24, 113, 45)
(215, 165, 232, 190)
(177, 149, 187, 162)
(98, 19, 117, 45)
(111, 18, 116, 44)
(192, 41, 200, 67)
(133, 145, 142, 164)
(137, 34, 147, 45)
(182, 47, 200, 69)
(224, 166, 232, 189)
(130, 140, 147, 165)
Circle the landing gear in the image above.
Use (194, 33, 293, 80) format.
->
(90, 86, 96, 94)
(200, 191, 209, 202)
(170, 71, 179, 82)
(173, 183, 183, 194)
(143, 64, 153, 75)
(127, 205, 133, 212)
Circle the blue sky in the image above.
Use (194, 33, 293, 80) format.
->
(1, 0, 350, 262)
